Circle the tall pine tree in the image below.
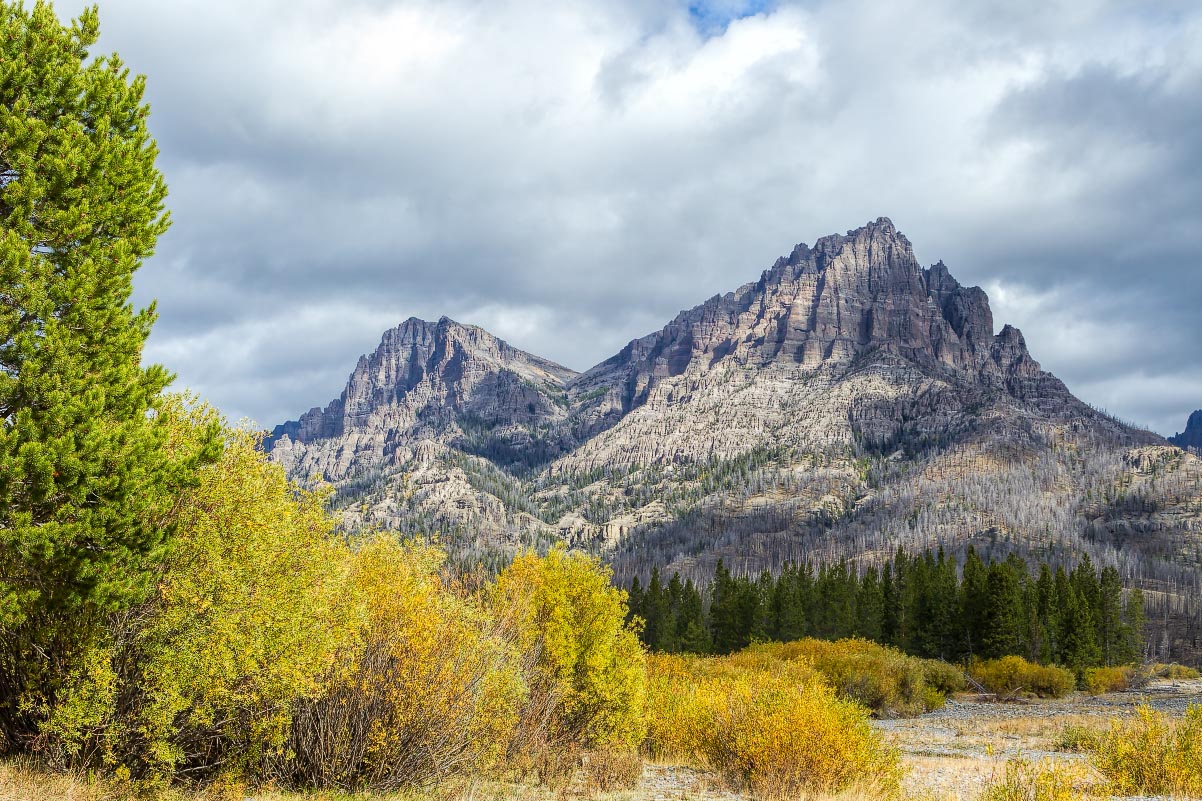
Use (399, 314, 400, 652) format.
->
(0, 2, 218, 744)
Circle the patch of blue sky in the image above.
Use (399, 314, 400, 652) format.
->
(687, 0, 776, 36)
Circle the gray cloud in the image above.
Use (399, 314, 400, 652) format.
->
(51, 0, 1202, 436)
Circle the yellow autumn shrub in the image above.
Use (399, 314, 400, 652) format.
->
(284, 538, 525, 791)
(644, 651, 900, 798)
(751, 638, 956, 716)
(491, 548, 646, 758)
(41, 400, 357, 783)
(1154, 662, 1202, 680)
(1091, 704, 1202, 797)
(969, 656, 1075, 698)
(1084, 665, 1136, 695)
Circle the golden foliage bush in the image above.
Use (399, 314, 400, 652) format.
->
(1083, 665, 1136, 695)
(979, 757, 1076, 801)
(1090, 704, 1202, 797)
(749, 638, 955, 716)
(41, 401, 356, 783)
(38, 424, 654, 793)
(283, 538, 526, 792)
(491, 548, 646, 757)
(969, 656, 1075, 698)
(1154, 662, 1202, 680)
(644, 652, 900, 798)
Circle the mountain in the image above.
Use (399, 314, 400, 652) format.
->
(1170, 410, 1202, 451)
(267, 219, 1202, 659)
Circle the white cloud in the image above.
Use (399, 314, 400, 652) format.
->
(40, 0, 1202, 434)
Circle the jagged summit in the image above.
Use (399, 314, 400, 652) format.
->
(264, 219, 1181, 589)
(565, 218, 1053, 440)
(267, 315, 577, 481)
(1170, 410, 1202, 450)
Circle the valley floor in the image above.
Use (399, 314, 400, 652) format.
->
(3, 679, 1201, 801)
(879, 677, 1202, 799)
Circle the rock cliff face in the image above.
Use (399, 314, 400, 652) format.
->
(266, 220, 1197, 645)
(267, 316, 577, 484)
(556, 218, 1138, 474)
(1170, 410, 1202, 451)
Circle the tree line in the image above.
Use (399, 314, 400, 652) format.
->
(626, 547, 1146, 675)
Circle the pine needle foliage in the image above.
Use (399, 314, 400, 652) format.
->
(0, 2, 219, 748)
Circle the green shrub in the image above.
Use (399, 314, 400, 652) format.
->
(1054, 723, 1102, 752)
(922, 658, 969, 696)
(1091, 704, 1202, 797)
(491, 548, 647, 755)
(969, 656, 1074, 698)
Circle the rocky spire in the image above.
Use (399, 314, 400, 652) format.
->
(1170, 410, 1202, 450)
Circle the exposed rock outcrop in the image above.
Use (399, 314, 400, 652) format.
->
(1170, 410, 1202, 451)
(267, 316, 578, 483)
(265, 219, 1189, 601)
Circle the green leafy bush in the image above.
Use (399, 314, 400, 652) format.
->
(42, 403, 355, 783)
(491, 548, 647, 760)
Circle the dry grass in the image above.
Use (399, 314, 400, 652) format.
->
(951, 714, 1106, 743)
(0, 759, 926, 801)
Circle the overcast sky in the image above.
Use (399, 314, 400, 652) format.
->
(60, 0, 1202, 436)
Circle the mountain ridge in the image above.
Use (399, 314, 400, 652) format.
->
(264, 218, 1201, 660)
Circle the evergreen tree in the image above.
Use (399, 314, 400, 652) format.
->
(643, 567, 670, 651)
(1096, 566, 1125, 666)
(709, 560, 741, 653)
(1033, 563, 1058, 664)
(855, 564, 884, 642)
(959, 547, 989, 658)
(0, 2, 218, 743)
(880, 562, 900, 646)
(625, 576, 644, 629)
(675, 578, 710, 653)
(981, 558, 1027, 658)
(1121, 587, 1146, 664)
(1060, 586, 1102, 678)
(665, 572, 685, 652)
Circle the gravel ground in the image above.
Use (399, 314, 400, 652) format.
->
(622, 681, 1202, 801)
(873, 679, 1202, 800)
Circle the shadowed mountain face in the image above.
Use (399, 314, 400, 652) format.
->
(266, 218, 1201, 660)
(1170, 411, 1202, 450)
(268, 316, 578, 482)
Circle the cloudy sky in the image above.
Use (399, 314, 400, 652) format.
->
(62, 0, 1202, 435)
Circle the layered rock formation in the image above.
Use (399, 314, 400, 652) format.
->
(266, 219, 1201, 662)
(268, 316, 578, 484)
(1170, 410, 1202, 451)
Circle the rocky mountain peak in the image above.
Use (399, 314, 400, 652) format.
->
(1170, 410, 1202, 450)
(265, 315, 577, 480)
(570, 219, 1042, 432)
